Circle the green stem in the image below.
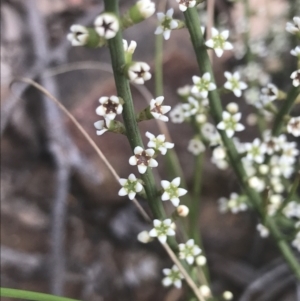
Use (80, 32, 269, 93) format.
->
(183, 7, 300, 280)
(104, 0, 165, 220)
(272, 86, 300, 136)
(243, 0, 252, 63)
(155, 33, 164, 97)
(0, 288, 79, 301)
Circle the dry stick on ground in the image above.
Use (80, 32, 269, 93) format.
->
(13, 77, 207, 301)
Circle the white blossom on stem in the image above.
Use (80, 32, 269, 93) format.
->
(205, 28, 233, 57)
(291, 46, 300, 57)
(127, 62, 152, 85)
(94, 13, 119, 39)
(224, 71, 248, 97)
(260, 83, 278, 104)
(67, 25, 89, 46)
(161, 177, 187, 207)
(146, 132, 174, 155)
(176, 0, 197, 12)
(94, 118, 111, 135)
(176, 205, 189, 217)
(244, 138, 266, 164)
(256, 223, 269, 238)
(178, 239, 202, 265)
(149, 219, 176, 243)
(123, 39, 137, 54)
(149, 96, 171, 121)
(169, 104, 185, 123)
(136, 0, 156, 19)
(96, 96, 123, 120)
(129, 146, 158, 174)
(118, 173, 143, 200)
(286, 17, 300, 35)
(187, 138, 206, 155)
(217, 111, 245, 138)
(191, 73, 216, 98)
(162, 265, 183, 288)
(291, 69, 300, 87)
(155, 9, 179, 40)
(287, 117, 300, 137)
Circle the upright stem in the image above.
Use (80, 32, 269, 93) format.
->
(183, 7, 300, 279)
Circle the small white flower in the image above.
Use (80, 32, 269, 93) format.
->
(244, 87, 260, 106)
(292, 231, 300, 252)
(248, 176, 265, 192)
(123, 39, 137, 54)
(161, 177, 187, 207)
(226, 102, 239, 114)
(244, 138, 266, 164)
(176, 0, 197, 12)
(205, 27, 233, 57)
(118, 173, 143, 200)
(162, 265, 183, 288)
(270, 155, 294, 179)
(281, 141, 299, 164)
(256, 223, 269, 238)
(217, 111, 245, 138)
(176, 205, 189, 217)
(267, 194, 283, 216)
(94, 118, 111, 135)
(67, 25, 89, 46)
(136, 0, 156, 19)
(223, 291, 234, 300)
(260, 83, 278, 104)
(199, 285, 211, 298)
(182, 97, 199, 117)
(218, 192, 247, 214)
(146, 132, 174, 155)
(178, 239, 202, 265)
(94, 13, 119, 39)
(287, 117, 300, 137)
(149, 219, 176, 244)
(291, 69, 300, 87)
(191, 73, 216, 98)
(187, 138, 206, 155)
(283, 201, 300, 219)
(291, 46, 300, 57)
(127, 62, 152, 85)
(137, 230, 153, 243)
(201, 123, 221, 145)
(177, 85, 192, 97)
(129, 146, 158, 174)
(149, 96, 171, 122)
(224, 71, 247, 97)
(196, 255, 207, 266)
(169, 104, 185, 123)
(286, 16, 300, 35)
(96, 96, 123, 120)
(155, 9, 179, 40)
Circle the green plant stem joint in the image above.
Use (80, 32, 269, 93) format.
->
(136, 106, 154, 122)
(108, 120, 127, 135)
(86, 28, 106, 48)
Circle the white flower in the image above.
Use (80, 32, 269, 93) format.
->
(224, 71, 248, 97)
(177, 85, 192, 97)
(95, 96, 123, 120)
(226, 102, 239, 114)
(176, 0, 197, 12)
(292, 231, 300, 252)
(257, 223, 269, 238)
(191, 73, 216, 98)
(67, 25, 89, 46)
(217, 111, 245, 138)
(187, 138, 206, 155)
(155, 9, 179, 40)
(129, 146, 158, 174)
(281, 141, 299, 164)
(244, 138, 266, 164)
(291, 69, 300, 87)
(267, 194, 283, 216)
(287, 117, 300, 137)
(169, 104, 185, 123)
(127, 62, 152, 85)
(223, 291, 234, 300)
(176, 205, 189, 217)
(149, 96, 171, 122)
(94, 13, 119, 39)
(199, 285, 211, 298)
(178, 239, 201, 265)
(218, 192, 247, 214)
(182, 97, 199, 117)
(196, 255, 207, 266)
(291, 46, 300, 57)
(286, 17, 300, 35)
(162, 265, 183, 288)
(94, 118, 111, 135)
(201, 123, 221, 145)
(136, 0, 156, 19)
(205, 27, 233, 57)
(123, 39, 137, 54)
(161, 177, 187, 207)
(244, 87, 260, 106)
(260, 83, 278, 104)
(270, 155, 294, 179)
(137, 230, 153, 243)
(146, 132, 174, 155)
(248, 176, 265, 192)
(118, 173, 143, 200)
(149, 219, 176, 243)
(283, 201, 300, 219)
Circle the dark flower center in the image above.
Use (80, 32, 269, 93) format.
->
(136, 151, 150, 165)
(103, 100, 118, 113)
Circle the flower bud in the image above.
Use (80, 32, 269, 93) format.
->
(176, 205, 189, 217)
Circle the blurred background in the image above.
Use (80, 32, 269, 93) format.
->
(1, 0, 300, 300)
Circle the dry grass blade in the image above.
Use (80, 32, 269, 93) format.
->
(10, 77, 151, 222)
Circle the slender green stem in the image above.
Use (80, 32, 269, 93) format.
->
(243, 0, 252, 63)
(0, 288, 80, 301)
(104, 0, 165, 220)
(272, 86, 300, 136)
(155, 33, 164, 97)
(183, 7, 300, 279)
